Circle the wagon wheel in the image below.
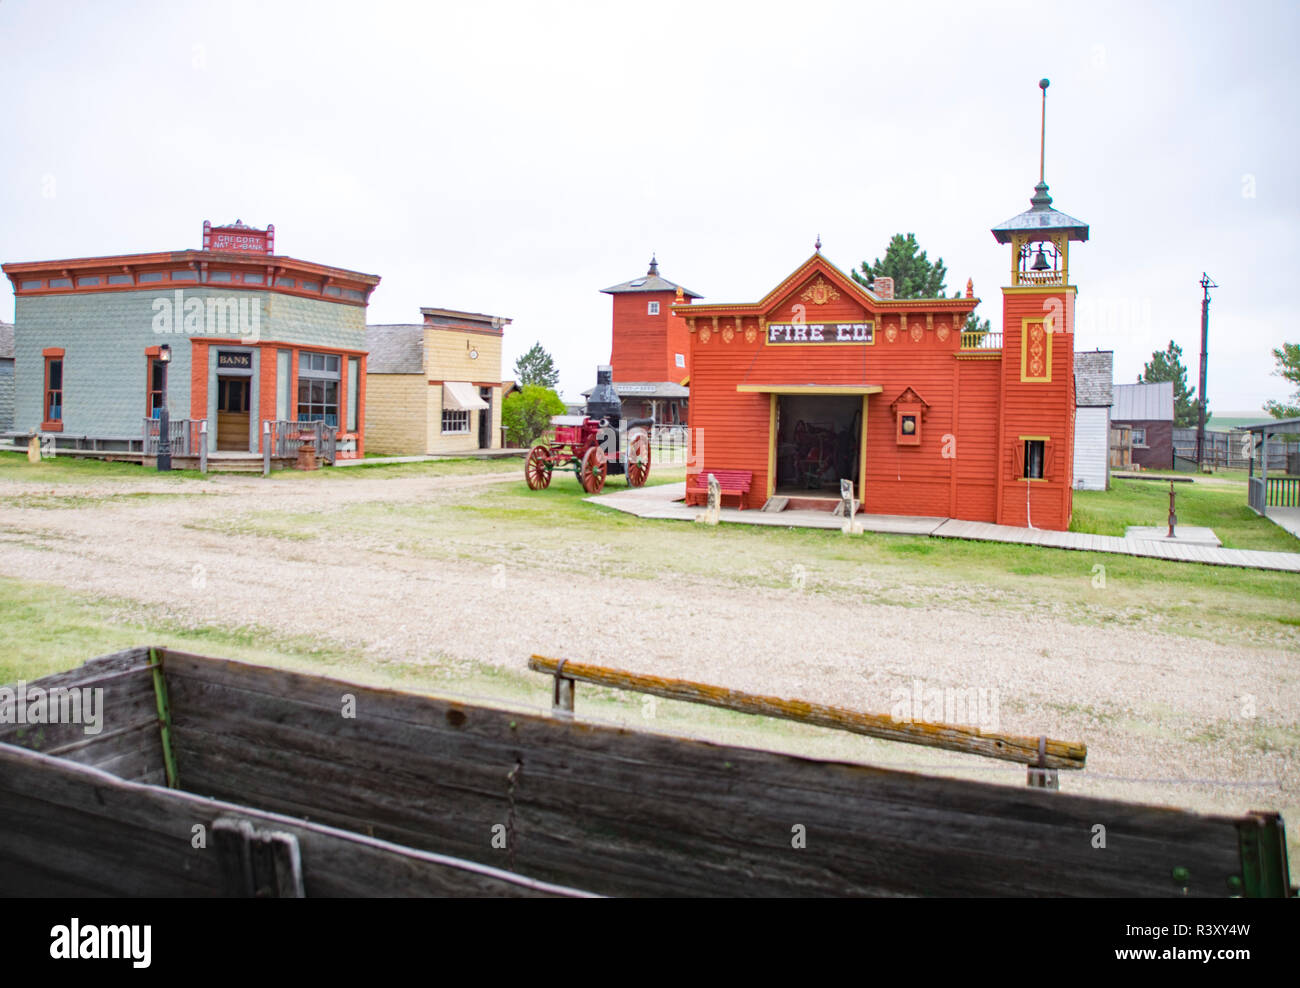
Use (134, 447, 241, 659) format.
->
(579, 446, 608, 494)
(525, 444, 553, 490)
(626, 430, 651, 487)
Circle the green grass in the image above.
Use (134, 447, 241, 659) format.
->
(0, 451, 211, 483)
(188, 466, 1299, 644)
(1071, 478, 1299, 552)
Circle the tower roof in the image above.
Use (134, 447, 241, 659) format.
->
(991, 182, 1089, 244)
(601, 256, 701, 298)
(992, 78, 1089, 244)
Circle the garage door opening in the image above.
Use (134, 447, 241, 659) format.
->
(774, 394, 861, 497)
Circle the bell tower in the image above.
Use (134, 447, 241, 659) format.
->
(991, 79, 1090, 529)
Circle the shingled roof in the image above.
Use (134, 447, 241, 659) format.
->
(601, 256, 701, 299)
(1074, 350, 1113, 407)
(365, 324, 424, 374)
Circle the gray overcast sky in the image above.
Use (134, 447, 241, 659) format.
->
(2, 0, 1296, 411)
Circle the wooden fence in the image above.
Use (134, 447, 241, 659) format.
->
(1172, 428, 1289, 471)
(1, 647, 1293, 897)
(142, 417, 204, 457)
(267, 419, 336, 464)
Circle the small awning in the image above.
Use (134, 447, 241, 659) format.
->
(735, 384, 883, 395)
(443, 381, 489, 411)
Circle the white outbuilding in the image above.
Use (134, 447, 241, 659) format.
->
(1073, 350, 1113, 491)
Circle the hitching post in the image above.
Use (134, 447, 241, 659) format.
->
(263, 421, 272, 476)
(199, 420, 208, 474)
(552, 659, 574, 719)
(1167, 480, 1177, 538)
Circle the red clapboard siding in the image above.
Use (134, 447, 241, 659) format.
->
(680, 254, 1079, 529)
(610, 291, 691, 383)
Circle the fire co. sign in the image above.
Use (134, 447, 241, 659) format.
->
(766, 322, 874, 345)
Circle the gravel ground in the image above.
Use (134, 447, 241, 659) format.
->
(0, 467, 1295, 841)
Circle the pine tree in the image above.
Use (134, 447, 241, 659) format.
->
(852, 232, 987, 335)
(1139, 341, 1205, 427)
(1263, 342, 1300, 419)
(851, 233, 947, 299)
(513, 342, 559, 390)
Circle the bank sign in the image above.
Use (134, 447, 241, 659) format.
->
(766, 322, 873, 345)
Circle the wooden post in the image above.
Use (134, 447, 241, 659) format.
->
(212, 818, 306, 898)
(26, 433, 40, 463)
(199, 420, 208, 474)
(552, 660, 575, 719)
(148, 647, 179, 789)
(1026, 735, 1060, 790)
(263, 421, 272, 476)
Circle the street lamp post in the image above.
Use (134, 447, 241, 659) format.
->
(157, 344, 172, 472)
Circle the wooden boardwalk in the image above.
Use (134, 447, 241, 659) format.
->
(590, 483, 1300, 573)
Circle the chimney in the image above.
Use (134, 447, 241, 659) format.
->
(873, 276, 895, 300)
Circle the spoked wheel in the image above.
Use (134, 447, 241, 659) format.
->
(525, 445, 553, 490)
(626, 430, 651, 487)
(579, 446, 608, 494)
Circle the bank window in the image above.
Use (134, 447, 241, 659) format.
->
(148, 357, 165, 418)
(442, 409, 470, 434)
(298, 352, 341, 427)
(1132, 427, 1147, 448)
(648, 301, 660, 315)
(1024, 439, 1045, 479)
(45, 357, 64, 423)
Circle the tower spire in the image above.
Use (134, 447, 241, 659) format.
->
(1039, 78, 1049, 184)
(647, 254, 659, 276)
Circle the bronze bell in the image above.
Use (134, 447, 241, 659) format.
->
(1031, 249, 1051, 271)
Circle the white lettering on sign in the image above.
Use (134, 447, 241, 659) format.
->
(767, 322, 872, 345)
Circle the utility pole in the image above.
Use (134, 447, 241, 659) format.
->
(1196, 273, 1216, 468)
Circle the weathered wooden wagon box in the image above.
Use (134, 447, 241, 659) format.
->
(0, 647, 1292, 897)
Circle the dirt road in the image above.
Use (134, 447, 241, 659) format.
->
(0, 466, 1295, 831)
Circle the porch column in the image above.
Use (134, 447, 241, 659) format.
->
(1260, 429, 1270, 513)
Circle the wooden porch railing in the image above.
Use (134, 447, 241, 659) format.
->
(1249, 477, 1266, 514)
(1266, 475, 1300, 507)
(142, 418, 204, 457)
(960, 330, 1003, 350)
(267, 419, 336, 465)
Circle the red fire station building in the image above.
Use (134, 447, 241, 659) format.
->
(677, 180, 1087, 530)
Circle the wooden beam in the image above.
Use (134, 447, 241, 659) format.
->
(527, 655, 1086, 771)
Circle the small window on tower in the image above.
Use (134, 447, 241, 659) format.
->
(1024, 440, 1045, 479)
(647, 301, 660, 315)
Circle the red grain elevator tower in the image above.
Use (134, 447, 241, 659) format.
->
(600, 256, 701, 426)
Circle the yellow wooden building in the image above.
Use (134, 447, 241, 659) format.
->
(365, 308, 509, 455)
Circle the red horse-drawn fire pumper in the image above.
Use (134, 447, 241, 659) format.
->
(524, 366, 652, 494)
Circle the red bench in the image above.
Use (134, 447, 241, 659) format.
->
(685, 469, 754, 510)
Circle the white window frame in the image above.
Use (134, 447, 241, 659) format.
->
(647, 301, 660, 315)
(1132, 427, 1148, 448)
(442, 408, 470, 434)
